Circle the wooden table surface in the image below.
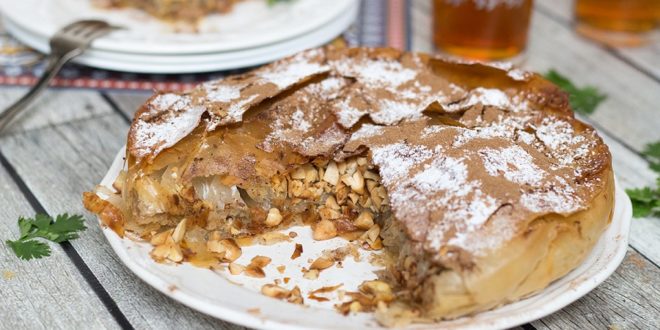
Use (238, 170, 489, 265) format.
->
(1, 0, 658, 329)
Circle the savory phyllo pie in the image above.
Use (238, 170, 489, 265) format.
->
(84, 47, 614, 324)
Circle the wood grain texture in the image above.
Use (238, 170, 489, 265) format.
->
(0, 114, 244, 330)
(532, 248, 660, 330)
(602, 133, 660, 265)
(526, 6, 660, 153)
(536, 0, 660, 81)
(103, 91, 151, 119)
(0, 88, 113, 136)
(0, 164, 119, 329)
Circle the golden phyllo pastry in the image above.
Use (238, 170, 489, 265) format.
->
(84, 47, 614, 325)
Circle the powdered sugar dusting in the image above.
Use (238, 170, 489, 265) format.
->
(132, 93, 205, 159)
(334, 96, 368, 127)
(257, 50, 329, 89)
(203, 83, 241, 103)
(349, 124, 385, 141)
(479, 146, 546, 185)
(370, 99, 426, 124)
(521, 187, 581, 214)
(535, 116, 592, 166)
(446, 87, 527, 112)
(370, 143, 434, 182)
(332, 58, 417, 88)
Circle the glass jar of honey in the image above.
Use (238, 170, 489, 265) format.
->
(433, 0, 533, 61)
(574, 0, 660, 47)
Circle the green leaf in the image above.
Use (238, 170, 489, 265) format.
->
(32, 213, 52, 231)
(650, 162, 660, 174)
(6, 239, 51, 260)
(626, 187, 656, 203)
(544, 69, 607, 115)
(627, 186, 660, 218)
(643, 142, 660, 159)
(17, 217, 34, 238)
(6, 213, 87, 260)
(48, 214, 86, 242)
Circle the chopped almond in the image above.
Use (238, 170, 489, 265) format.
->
(291, 243, 303, 259)
(250, 255, 272, 268)
(310, 257, 334, 270)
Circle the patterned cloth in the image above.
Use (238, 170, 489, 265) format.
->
(0, 0, 409, 91)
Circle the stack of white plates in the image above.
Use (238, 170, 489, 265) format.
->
(0, 0, 359, 73)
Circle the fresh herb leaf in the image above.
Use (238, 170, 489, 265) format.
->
(5, 213, 86, 260)
(544, 69, 607, 115)
(6, 239, 51, 260)
(626, 179, 660, 218)
(642, 142, 660, 173)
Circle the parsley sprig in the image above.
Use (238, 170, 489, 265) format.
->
(6, 213, 86, 260)
(544, 69, 607, 115)
(626, 142, 660, 218)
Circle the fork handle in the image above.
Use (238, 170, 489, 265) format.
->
(0, 50, 82, 134)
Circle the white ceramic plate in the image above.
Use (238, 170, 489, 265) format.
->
(96, 148, 631, 330)
(1, 3, 358, 73)
(0, 0, 356, 54)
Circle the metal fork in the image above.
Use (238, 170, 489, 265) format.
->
(0, 20, 116, 133)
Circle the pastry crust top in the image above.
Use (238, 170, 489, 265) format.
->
(126, 47, 612, 267)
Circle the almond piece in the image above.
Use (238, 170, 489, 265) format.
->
(228, 263, 245, 275)
(310, 257, 334, 270)
(265, 208, 283, 227)
(354, 211, 374, 230)
(290, 167, 306, 180)
(323, 161, 340, 185)
(261, 284, 290, 299)
(313, 220, 337, 240)
(171, 218, 187, 243)
(325, 196, 341, 210)
(250, 255, 272, 268)
(150, 229, 173, 245)
(350, 171, 365, 194)
(303, 269, 320, 280)
(291, 243, 303, 259)
(245, 265, 266, 278)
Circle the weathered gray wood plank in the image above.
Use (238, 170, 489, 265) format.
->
(103, 91, 151, 119)
(0, 88, 113, 135)
(410, 0, 660, 152)
(0, 164, 119, 330)
(532, 248, 660, 330)
(0, 114, 244, 330)
(601, 132, 660, 265)
(536, 0, 660, 81)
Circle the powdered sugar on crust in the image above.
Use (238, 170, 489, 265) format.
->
(203, 83, 241, 103)
(479, 145, 546, 185)
(331, 57, 417, 88)
(257, 48, 329, 89)
(370, 143, 435, 183)
(130, 93, 205, 160)
(446, 87, 528, 112)
(349, 124, 385, 141)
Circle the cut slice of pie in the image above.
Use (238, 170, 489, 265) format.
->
(83, 47, 614, 324)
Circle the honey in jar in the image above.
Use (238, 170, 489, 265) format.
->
(433, 0, 533, 61)
(575, 0, 660, 47)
